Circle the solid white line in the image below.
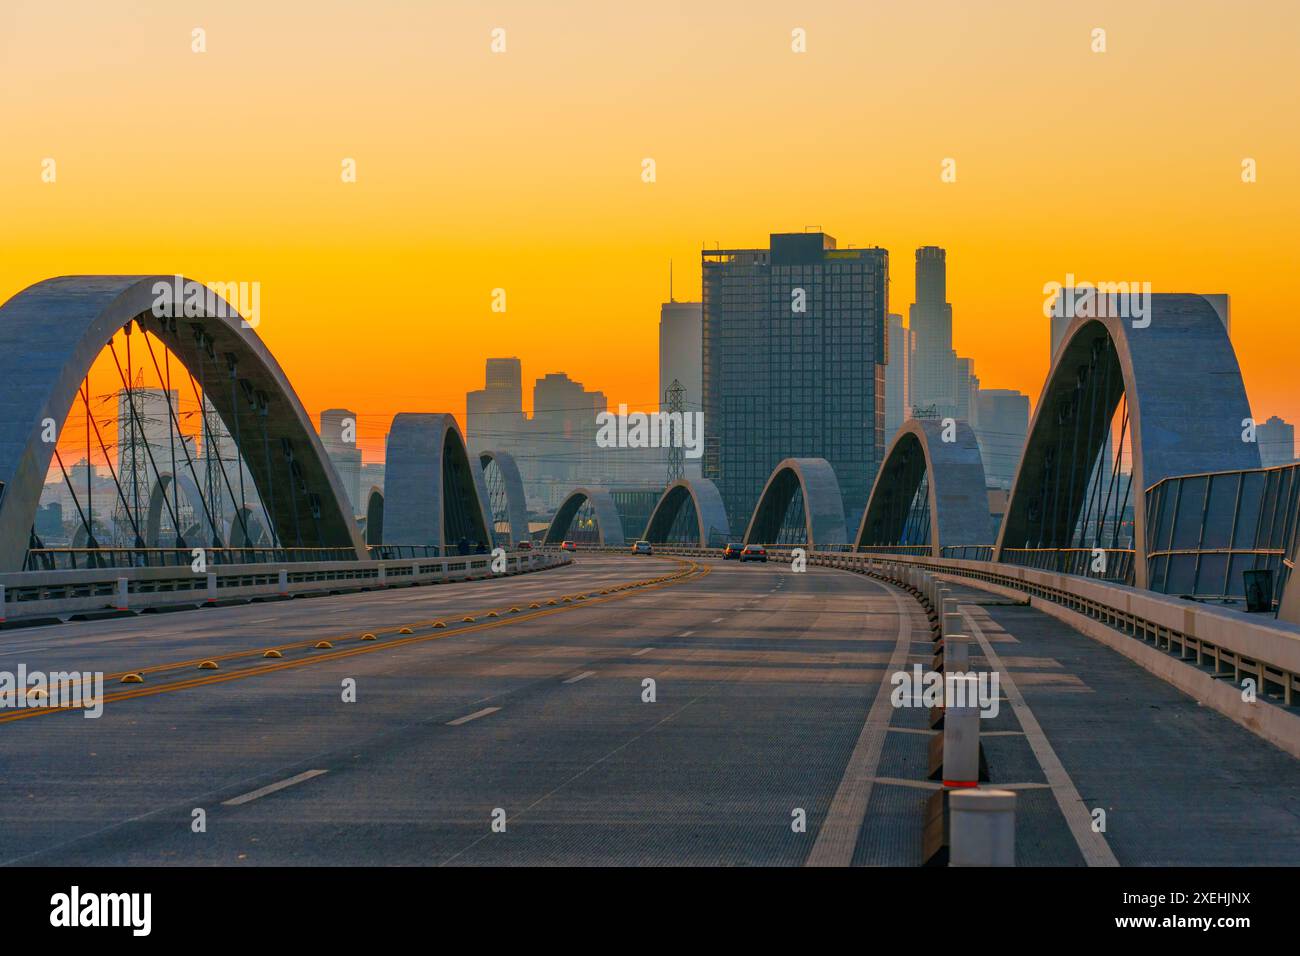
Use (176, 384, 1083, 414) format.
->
(222, 769, 328, 806)
(632, 647, 653, 656)
(563, 670, 596, 684)
(806, 581, 913, 867)
(963, 607, 1120, 867)
(446, 706, 501, 726)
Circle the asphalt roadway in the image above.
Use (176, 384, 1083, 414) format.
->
(0, 553, 1295, 866)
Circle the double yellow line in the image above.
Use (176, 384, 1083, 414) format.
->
(0, 558, 710, 724)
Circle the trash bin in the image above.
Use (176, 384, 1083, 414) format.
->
(1243, 568, 1274, 612)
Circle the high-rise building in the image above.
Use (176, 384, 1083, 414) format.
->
(1258, 415, 1296, 466)
(908, 246, 958, 420)
(466, 357, 526, 455)
(320, 408, 362, 515)
(955, 356, 977, 426)
(701, 231, 888, 534)
(974, 389, 1029, 490)
(659, 300, 703, 479)
(884, 313, 911, 442)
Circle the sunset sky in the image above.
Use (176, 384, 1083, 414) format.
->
(2, 0, 1297, 463)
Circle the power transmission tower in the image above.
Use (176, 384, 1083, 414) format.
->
(666, 379, 685, 484)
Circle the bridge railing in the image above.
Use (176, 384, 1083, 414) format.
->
(1, 550, 569, 622)
(999, 547, 1135, 584)
(24, 546, 363, 571)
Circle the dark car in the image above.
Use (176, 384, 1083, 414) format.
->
(515, 540, 533, 552)
(740, 544, 768, 563)
(723, 543, 742, 560)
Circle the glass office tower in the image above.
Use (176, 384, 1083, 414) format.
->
(701, 232, 888, 536)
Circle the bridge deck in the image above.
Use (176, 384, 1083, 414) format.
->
(0, 554, 1294, 865)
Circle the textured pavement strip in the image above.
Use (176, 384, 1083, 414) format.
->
(804, 576, 914, 866)
(962, 605, 1120, 867)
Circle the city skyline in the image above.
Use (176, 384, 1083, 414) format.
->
(6, 0, 1299, 468)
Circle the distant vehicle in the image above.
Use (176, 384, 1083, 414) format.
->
(723, 543, 742, 560)
(515, 540, 533, 552)
(740, 544, 767, 563)
(560, 540, 578, 552)
(631, 540, 653, 555)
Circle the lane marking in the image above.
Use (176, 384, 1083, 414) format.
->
(632, 647, 653, 657)
(246, 617, 278, 624)
(710, 617, 724, 623)
(962, 607, 1120, 867)
(563, 670, 596, 684)
(222, 769, 328, 806)
(806, 578, 914, 867)
(0, 559, 712, 725)
(446, 706, 501, 726)
(678, 630, 695, 637)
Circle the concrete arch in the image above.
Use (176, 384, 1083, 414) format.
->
(744, 458, 847, 548)
(478, 450, 529, 546)
(0, 276, 365, 570)
(643, 478, 731, 548)
(544, 487, 626, 547)
(382, 413, 493, 553)
(143, 471, 208, 547)
(364, 486, 383, 546)
(997, 294, 1259, 587)
(856, 419, 993, 556)
(228, 507, 267, 547)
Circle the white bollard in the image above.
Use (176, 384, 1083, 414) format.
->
(945, 633, 971, 672)
(205, 572, 217, 605)
(942, 694, 981, 788)
(942, 611, 964, 640)
(950, 789, 1016, 867)
(115, 577, 129, 611)
(278, 568, 288, 597)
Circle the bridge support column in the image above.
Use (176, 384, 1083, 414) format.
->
(278, 568, 288, 597)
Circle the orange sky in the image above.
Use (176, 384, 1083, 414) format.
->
(3, 0, 1297, 464)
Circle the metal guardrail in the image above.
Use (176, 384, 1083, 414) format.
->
(0, 550, 569, 622)
(999, 547, 1134, 584)
(24, 546, 363, 571)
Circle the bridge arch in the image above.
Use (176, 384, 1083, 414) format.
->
(382, 413, 493, 553)
(0, 276, 364, 571)
(997, 294, 1258, 587)
(143, 472, 207, 547)
(544, 487, 626, 547)
(364, 486, 384, 546)
(744, 458, 847, 548)
(643, 478, 730, 548)
(478, 450, 529, 546)
(856, 419, 993, 556)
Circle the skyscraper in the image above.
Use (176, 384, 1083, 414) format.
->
(884, 313, 911, 442)
(701, 231, 888, 534)
(466, 357, 525, 455)
(659, 300, 703, 479)
(974, 389, 1029, 490)
(1258, 415, 1296, 466)
(908, 246, 958, 420)
(320, 408, 362, 515)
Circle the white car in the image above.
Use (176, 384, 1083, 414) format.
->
(631, 541, 653, 555)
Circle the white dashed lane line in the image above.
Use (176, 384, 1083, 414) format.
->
(446, 706, 501, 727)
(222, 769, 328, 807)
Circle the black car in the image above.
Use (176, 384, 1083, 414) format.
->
(723, 543, 742, 560)
(740, 544, 768, 563)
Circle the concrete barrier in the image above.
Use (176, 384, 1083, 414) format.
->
(950, 789, 1016, 867)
